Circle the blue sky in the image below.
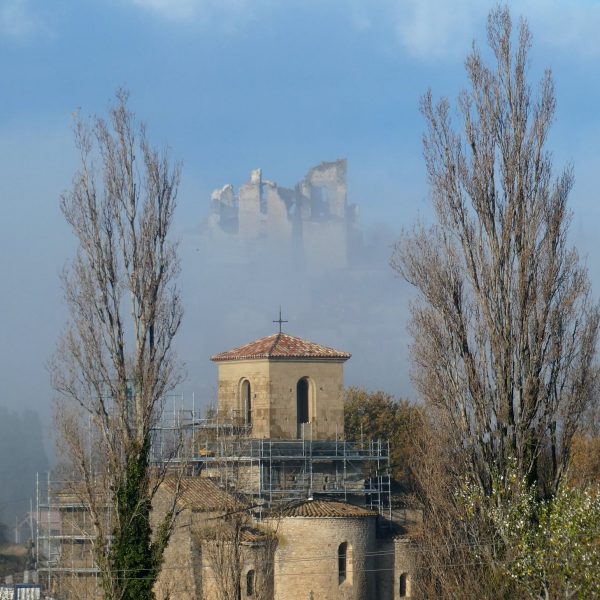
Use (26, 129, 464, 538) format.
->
(2, 0, 600, 420)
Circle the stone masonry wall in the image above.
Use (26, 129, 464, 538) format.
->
(217, 360, 272, 438)
(216, 359, 345, 440)
(393, 538, 415, 599)
(273, 515, 376, 600)
(209, 159, 358, 271)
(152, 495, 202, 600)
(268, 360, 345, 440)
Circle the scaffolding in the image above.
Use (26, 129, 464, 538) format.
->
(36, 399, 392, 596)
(35, 473, 105, 599)
(151, 403, 392, 520)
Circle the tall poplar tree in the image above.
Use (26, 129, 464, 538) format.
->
(52, 90, 183, 600)
(392, 8, 600, 595)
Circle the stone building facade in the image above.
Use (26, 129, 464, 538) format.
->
(272, 500, 378, 600)
(153, 478, 274, 600)
(152, 491, 415, 600)
(211, 332, 350, 440)
(48, 330, 416, 600)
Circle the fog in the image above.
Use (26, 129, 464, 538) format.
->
(0, 155, 418, 523)
(176, 214, 415, 411)
(2, 0, 600, 539)
(2, 148, 599, 525)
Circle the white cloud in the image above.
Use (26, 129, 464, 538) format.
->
(349, 0, 372, 33)
(336, 0, 600, 62)
(131, 0, 198, 20)
(522, 0, 600, 58)
(0, 0, 36, 37)
(391, 0, 489, 61)
(129, 0, 259, 26)
(127, 0, 600, 59)
(0, 0, 54, 39)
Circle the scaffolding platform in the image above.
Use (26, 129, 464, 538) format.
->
(149, 405, 392, 518)
(36, 401, 392, 596)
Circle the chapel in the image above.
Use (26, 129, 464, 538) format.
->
(211, 331, 351, 440)
(47, 328, 417, 600)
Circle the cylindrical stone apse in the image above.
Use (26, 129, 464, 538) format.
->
(272, 500, 377, 600)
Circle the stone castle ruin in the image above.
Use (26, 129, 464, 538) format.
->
(208, 159, 361, 270)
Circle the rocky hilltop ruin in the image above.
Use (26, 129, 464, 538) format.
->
(208, 159, 360, 269)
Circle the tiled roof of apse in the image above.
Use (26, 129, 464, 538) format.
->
(278, 499, 377, 518)
(161, 477, 241, 512)
(211, 333, 351, 362)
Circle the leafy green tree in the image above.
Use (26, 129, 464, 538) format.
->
(344, 387, 422, 489)
(458, 467, 600, 599)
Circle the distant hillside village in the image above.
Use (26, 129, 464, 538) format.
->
(24, 330, 415, 599)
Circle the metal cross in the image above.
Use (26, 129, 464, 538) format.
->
(273, 307, 288, 333)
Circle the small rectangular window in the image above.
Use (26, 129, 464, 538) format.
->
(400, 572, 409, 597)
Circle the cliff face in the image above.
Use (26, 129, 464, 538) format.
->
(208, 159, 361, 270)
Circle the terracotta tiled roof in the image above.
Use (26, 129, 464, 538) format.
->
(240, 526, 272, 544)
(56, 478, 241, 513)
(161, 477, 241, 512)
(277, 499, 377, 518)
(193, 524, 272, 545)
(211, 333, 351, 362)
(55, 483, 109, 507)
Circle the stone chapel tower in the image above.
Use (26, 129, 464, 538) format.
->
(211, 332, 351, 440)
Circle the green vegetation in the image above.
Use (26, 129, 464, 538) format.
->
(344, 387, 422, 490)
(457, 466, 600, 599)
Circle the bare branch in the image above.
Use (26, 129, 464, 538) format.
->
(52, 89, 184, 600)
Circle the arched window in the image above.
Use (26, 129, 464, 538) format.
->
(246, 569, 255, 596)
(338, 542, 348, 584)
(296, 377, 312, 438)
(399, 572, 409, 596)
(241, 379, 251, 427)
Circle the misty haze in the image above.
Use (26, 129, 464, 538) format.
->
(182, 159, 414, 409)
(2, 2, 600, 598)
(1, 154, 414, 526)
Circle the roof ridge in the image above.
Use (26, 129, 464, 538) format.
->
(267, 332, 282, 356)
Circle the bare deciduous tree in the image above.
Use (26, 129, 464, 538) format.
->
(201, 510, 278, 600)
(201, 512, 277, 600)
(392, 8, 600, 596)
(52, 89, 183, 600)
(195, 424, 277, 600)
(200, 515, 246, 600)
(393, 6, 599, 498)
